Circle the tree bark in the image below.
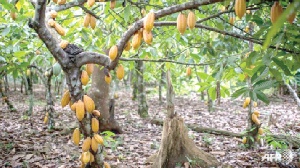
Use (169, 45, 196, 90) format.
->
(216, 80, 221, 105)
(159, 64, 165, 104)
(136, 60, 149, 118)
(88, 65, 122, 134)
(45, 70, 55, 129)
(245, 22, 260, 148)
(285, 82, 300, 108)
(4, 74, 9, 92)
(0, 79, 16, 112)
(25, 73, 34, 116)
(147, 71, 219, 168)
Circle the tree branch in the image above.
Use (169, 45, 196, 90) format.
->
(120, 57, 214, 66)
(154, 21, 299, 54)
(109, 0, 223, 70)
(51, 0, 86, 12)
(76, 51, 111, 67)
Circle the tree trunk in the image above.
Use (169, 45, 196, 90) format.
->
(21, 78, 23, 93)
(4, 74, 9, 92)
(285, 82, 300, 108)
(136, 60, 148, 118)
(147, 71, 219, 168)
(132, 67, 138, 101)
(0, 79, 16, 112)
(13, 77, 16, 91)
(245, 22, 260, 148)
(45, 70, 55, 129)
(88, 65, 122, 134)
(159, 63, 165, 104)
(216, 80, 221, 105)
(194, 66, 205, 100)
(25, 73, 34, 116)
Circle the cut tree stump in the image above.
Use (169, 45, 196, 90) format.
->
(147, 116, 220, 168)
(146, 71, 220, 167)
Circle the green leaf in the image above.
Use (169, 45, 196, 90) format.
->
(13, 51, 27, 57)
(272, 57, 292, 76)
(251, 66, 269, 84)
(231, 87, 248, 98)
(256, 90, 270, 104)
(208, 87, 216, 100)
(253, 80, 276, 91)
(123, 6, 130, 22)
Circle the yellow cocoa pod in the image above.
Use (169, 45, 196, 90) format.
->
(186, 67, 191, 76)
(143, 11, 155, 32)
(94, 134, 104, 145)
(26, 69, 31, 76)
(91, 137, 98, 152)
(90, 153, 94, 163)
(177, 13, 187, 35)
(131, 33, 141, 50)
(105, 74, 112, 84)
(251, 113, 260, 125)
(10, 11, 17, 20)
(82, 137, 91, 151)
(253, 110, 260, 117)
(116, 64, 125, 80)
(92, 110, 101, 117)
(60, 40, 69, 49)
(54, 22, 66, 36)
(141, 8, 146, 17)
(76, 100, 85, 121)
(242, 101, 247, 108)
(142, 30, 153, 45)
(124, 41, 131, 51)
(110, 0, 116, 9)
(57, 0, 66, 5)
(258, 128, 263, 135)
(220, 6, 226, 12)
(229, 17, 235, 25)
(84, 13, 91, 28)
(235, 0, 246, 19)
(187, 11, 196, 29)
(70, 102, 77, 111)
(48, 19, 56, 27)
(72, 128, 80, 146)
(271, 1, 283, 24)
(52, 0, 57, 3)
(61, 90, 70, 108)
(92, 118, 99, 133)
(87, 0, 95, 7)
(44, 115, 48, 124)
(86, 64, 94, 76)
(287, 3, 296, 24)
(253, 101, 257, 107)
(90, 15, 96, 29)
(244, 26, 249, 33)
(244, 97, 250, 106)
(242, 137, 247, 144)
(104, 162, 111, 168)
(109, 45, 118, 61)
(81, 70, 89, 86)
(50, 10, 57, 19)
(83, 95, 95, 113)
(82, 151, 91, 164)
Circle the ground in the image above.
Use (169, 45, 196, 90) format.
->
(0, 85, 299, 167)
